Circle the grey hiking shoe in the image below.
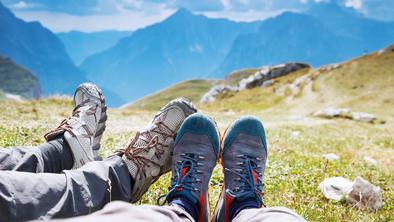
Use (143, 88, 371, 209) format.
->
(158, 113, 220, 222)
(214, 116, 268, 222)
(117, 98, 197, 203)
(45, 83, 107, 168)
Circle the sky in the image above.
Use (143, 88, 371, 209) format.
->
(2, 0, 393, 33)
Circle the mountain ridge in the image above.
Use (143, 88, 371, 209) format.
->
(57, 30, 132, 65)
(214, 2, 394, 75)
(80, 8, 261, 105)
(0, 1, 87, 95)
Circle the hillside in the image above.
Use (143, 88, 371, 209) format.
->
(0, 55, 40, 99)
(0, 2, 87, 95)
(126, 45, 394, 121)
(57, 30, 132, 65)
(124, 79, 216, 111)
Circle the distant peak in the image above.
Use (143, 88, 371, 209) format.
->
(171, 7, 194, 18)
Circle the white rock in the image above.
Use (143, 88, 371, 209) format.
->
(200, 85, 238, 104)
(348, 177, 383, 211)
(322, 153, 339, 161)
(238, 63, 310, 90)
(5, 93, 25, 102)
(261, 79, 273, 88)
(318, 177, 353, 201)
(291, 131, 301, 138)
(313, 107, 352, 118)
(378, 44, 394, 55)
(351, 112, 376, 123)
(363, 156, 378, 166)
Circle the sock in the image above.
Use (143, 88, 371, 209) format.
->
(230, 198, 260, 220)
(170, 197, 198, 221)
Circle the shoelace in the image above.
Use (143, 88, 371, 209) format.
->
(157, 153, 204, 205)
(225, 154, 265, 205)
(117, 121, 175, 180)
(45, 100, 93, 138)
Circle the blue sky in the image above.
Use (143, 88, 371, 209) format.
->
(2, 0, 393, 32)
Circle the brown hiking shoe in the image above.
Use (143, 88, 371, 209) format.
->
(117, 98, 197, 203)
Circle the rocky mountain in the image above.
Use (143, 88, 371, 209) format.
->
(214, 2, 394, 75)
(80, 8, 261, 105)
(0, 2, 87, 95)
(0, 54, 40, 99)
(57, 30, 132, 65)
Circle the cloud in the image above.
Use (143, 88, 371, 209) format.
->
(11, 1, 29, 9)
(12, 8, 174, 32)
(3, 0, 394, 32)
(344, 0, 362, 10)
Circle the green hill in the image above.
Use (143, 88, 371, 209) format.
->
(0, 55, 40, 99)
(124, 45, 394, 121)
(124, 79, 217, 111)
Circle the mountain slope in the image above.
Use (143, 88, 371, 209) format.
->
(0, 2, 86, 95)
(80, 8, 260, 105)
(57, 30, 132, 65)
(124, 79, 215, 110)
(0, 55, 40, 99)
(126, 45, 394, 121)
(215, 2, 394, 75)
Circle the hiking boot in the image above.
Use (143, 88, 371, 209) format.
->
(118, 98, 197, 203)
(158, 113, 220, 222)
(44, 83, 107, 168)
(213, 116, 268, 222)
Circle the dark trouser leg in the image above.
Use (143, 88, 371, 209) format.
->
(0, 155, 132, 222)
(0, 136, 74, 173)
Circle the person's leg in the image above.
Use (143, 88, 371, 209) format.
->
(158, 113, 220, 222)
(44, 201, 194, 222)
(0, 83, 107, 173)
(213, 116, 306, 222)
(0, 155, 131, 221)
(232, 207, 306, 222)
(0, 98, 197, 221)
(0, 136, 73, 172)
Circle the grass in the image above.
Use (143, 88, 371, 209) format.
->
(0, 98, 393, 222)
(124, 79, 216, 111)
(0, 51, 393, 221)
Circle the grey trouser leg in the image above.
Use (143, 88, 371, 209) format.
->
(233, 207, 306, 222)
(47, 202, 306, 222)
(0, 137, 73, 173)
(0, 155, 132, 222)
(47, 201, 194, 222)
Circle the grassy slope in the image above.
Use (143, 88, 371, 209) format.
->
(0, 51, 393, 221)
(124, 79, 216, 111)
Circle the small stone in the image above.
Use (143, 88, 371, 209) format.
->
(313, 107, 352, 118)
(291, 131, 301, 138)
(348, 177, 383, 211)
(322, 153, 339, 161)
(363, 156, 378, 166)
(351, 112, 376, 123)
(200, 85, 238, 104)
(318, 177, 353, 201)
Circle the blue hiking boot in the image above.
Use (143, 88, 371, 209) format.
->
(214, 116, 268, 222)
(158, 113, 220, 222)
